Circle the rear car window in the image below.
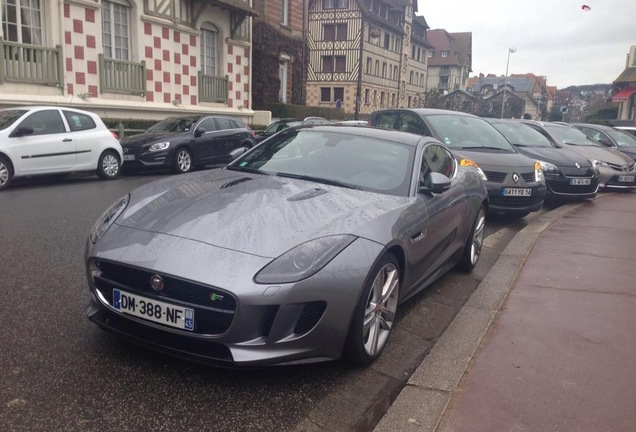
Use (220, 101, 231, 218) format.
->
(0, 109, 28, 130)
(216, 118, 234, 130)
(63, 111, 97, 132)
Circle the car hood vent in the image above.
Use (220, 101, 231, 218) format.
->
(287, 188, 328, 201)
(219, 177, 253, 189)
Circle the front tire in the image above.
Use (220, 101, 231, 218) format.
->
(457, 204, 486, 271)
(0, 155, 14, 191)
(174, 147, 193, 174)
(97, 151, 121, 180)
(343, 253, 400, 366)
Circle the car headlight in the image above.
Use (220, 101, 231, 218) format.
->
(148, 142, 170, 152)
(460, 158, 487, 181)
(589, 159, 601, 175)
(537, 160, 560, 176)
(254, 234, 357, 284)
(89, 194, 130, 244)
(534, 161, 545, 183)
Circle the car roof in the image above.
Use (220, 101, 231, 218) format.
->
(572, 123, 613, 131)
(292, 124, 430, 147)
(373, 108, 477, 118)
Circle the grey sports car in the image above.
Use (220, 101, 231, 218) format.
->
(85, 125, 488, 367)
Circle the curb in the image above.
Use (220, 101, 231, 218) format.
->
(372, 200, 590, 432)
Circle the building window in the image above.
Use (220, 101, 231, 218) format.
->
(321, 87, 331, 102)
(324, 23, 347, 41)
(440, 66, 449, 75)
(102, 0, 131, 60)
(324, 0, 347, 9)
(374, 60, 379, 75)
(333, 87, 344, 102)
(428, 50, 434, 57)
(380, 91, 385, 106)
(2, 0, 43, 45)
(322, 55, 346, 73)
(366, 57, 372, 74)
(409, 71, 413, 84)
(382, 62, 387, 78)
(383, 33, 390, 49)
(365, 88, 369, 104)
(281, 0, 290, 25)
(279, 55, 290, 102)
(145, 0, 190, 23)
(201, 24, 219, 76)
(439, 76, 449, 88)
(441, 50, 449, 58)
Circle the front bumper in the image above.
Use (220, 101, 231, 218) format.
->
(484, 182, 546, 214)
(544, 174, 599, 200)
(121, 146, 174, 169)
(85, 226, 383, 367)
(598, 167, 636, 190)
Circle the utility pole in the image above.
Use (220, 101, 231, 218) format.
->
(500, 47, 516, 118)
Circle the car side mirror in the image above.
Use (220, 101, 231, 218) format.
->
(194, 128, 206, 138)
(10, 126, 34, 138)
(419, 172, 451, 194)
(229, 147, 248, 162)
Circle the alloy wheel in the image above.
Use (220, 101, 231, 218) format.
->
(470, 209, 486, 266)
(362, 262, 399, 357)
(177, 150, 191, 172)
(102, 154, 119, 177)
(0, 161, 8, 186)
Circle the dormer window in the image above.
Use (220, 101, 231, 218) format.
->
(441, 51, 449, 58)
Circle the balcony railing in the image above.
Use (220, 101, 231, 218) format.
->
(99, 54, 146, 95)
(198, 72, 228, 103)
(0, 40, 63, 86)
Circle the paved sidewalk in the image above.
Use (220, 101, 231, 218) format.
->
(375, 192, 636, 432)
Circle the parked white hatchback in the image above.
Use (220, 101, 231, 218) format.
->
(0, 106, 123, 191)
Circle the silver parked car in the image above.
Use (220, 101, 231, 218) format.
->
(85, 125, 488, 367)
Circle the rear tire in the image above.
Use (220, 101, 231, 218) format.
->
(0, 155, 13, 191)
(97, 151, 121, 180)
(174, 147, 193, 174)
(343, 253, 400, 366)
(457, 204, 486, 271)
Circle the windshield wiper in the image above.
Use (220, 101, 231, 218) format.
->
(513, 143, 529, 147)
(276, 172, 361, 190)
(460, 146, 509, 151)
(226, 165, 268, 175)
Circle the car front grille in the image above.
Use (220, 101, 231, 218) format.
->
(483, 171, 506, 183)
(548, 179, 598, 194)
(560, 166, 595, 176)
(92, 260, 236, 335)
(520, 172, 535, 183)
(293, 302, 327, 335)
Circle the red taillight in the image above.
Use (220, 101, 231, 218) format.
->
(111, 131, 119, 140)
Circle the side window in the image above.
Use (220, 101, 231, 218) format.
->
(216, 118, 234, 130)
(63, 111, 97, 132)
(373, 112, 398, 130)
(420, 144, 455, 186)
(230, 119, 245, 129)
(398, 113, 429, 135)
(18, 110, 66, 136)
(197, 118, 217, 132)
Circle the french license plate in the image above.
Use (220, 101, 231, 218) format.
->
(617, 175, 635, 183)
(123, 155, 135, 161)
(570, 178, 591, 185)
(113, 289, 194, 331)
(501, 188, 532, 197)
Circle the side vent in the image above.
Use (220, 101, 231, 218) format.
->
(220, 177, 252, 189)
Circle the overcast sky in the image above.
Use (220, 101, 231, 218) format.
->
(417, 0, 635, 88)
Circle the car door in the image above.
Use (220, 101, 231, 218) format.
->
(10, 109, 75, 174)
(62, 110, 101, 169)
(213, 117, 242, 158)
(191, 117, 219, 164)
(402, 144, 466, 291)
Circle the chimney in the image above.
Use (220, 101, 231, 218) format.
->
(629, 45, 636, 67)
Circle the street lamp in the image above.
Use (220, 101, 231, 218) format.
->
(500, 47, 517, 118)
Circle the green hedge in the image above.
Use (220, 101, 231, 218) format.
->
(266, 103, 346, 121)
(102, 118, 156, 131)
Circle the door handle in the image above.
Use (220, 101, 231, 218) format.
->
(62, 138, 72, 142)
(410, 231, 424, 242)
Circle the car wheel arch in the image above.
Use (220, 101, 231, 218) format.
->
(0, 152, 14, 172)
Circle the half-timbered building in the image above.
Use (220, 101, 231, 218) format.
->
(305, 0, 430, 116)
(0, 0, 256, 121)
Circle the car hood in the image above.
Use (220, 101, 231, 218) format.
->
(561, 144, 634, 165)
(452, 149, 535, 169)
(514, 146, 592, 168)
(121, 132, 183, 147)
(115, 170, 409, 258)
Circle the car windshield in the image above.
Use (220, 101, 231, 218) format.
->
(146, 116, 201, 133)
(228, 129, 415, 196)
(0, 109, 28, 130)
(489, 121, 553, 148)
(605, 128, 636, 148)
(426, 115, 514, 151)
(545, 125, 600, 146)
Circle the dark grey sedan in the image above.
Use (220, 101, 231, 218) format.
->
(85, 126, 487, 367)
(370, 109, 547, 216)
(486, 119, 599, 200)
(573, 123, 636, 162)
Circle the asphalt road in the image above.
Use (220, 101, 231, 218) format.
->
(0, 170, 552, 432)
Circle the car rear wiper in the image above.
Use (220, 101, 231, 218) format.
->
(275, 172, 361, 190)
(226, 165, 268, 175)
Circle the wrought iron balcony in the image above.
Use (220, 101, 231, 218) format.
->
(198, 72, 228, 103)
(0, 40, 63, 86)
(99, 54, 146, 95)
